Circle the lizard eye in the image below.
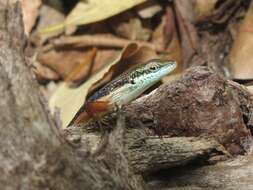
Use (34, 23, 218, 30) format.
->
(149, 64, 159, 71)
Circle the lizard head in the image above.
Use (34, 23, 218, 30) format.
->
(129, 59, 177, 84)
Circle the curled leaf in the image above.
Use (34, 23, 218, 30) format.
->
(193, 0, 218, 22)
(65, 48, 97, 84)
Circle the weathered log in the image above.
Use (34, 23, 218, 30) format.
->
(126, 135, 227, 174)
(66, 118, 228, 175)
(122, 67, 253, 189)
(124, 66, 253, 155)
(148, 154, 253, 190)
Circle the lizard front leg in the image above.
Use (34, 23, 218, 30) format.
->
(85, 100, 111, 129)
(67, 100, 110, 127)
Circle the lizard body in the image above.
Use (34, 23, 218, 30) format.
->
(68, 59, 177, 127)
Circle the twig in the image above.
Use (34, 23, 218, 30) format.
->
(49, 34, 160, 51)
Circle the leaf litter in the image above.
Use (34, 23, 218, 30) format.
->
(24, 0, 253, 129)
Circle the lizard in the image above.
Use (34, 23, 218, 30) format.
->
(67, 59, 177, 127)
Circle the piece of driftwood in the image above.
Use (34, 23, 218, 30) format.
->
(123, 66, 253, 155)
(0, 1, 145, 189)
(126, 135, 226, 175)
(147, 154, 253, 190)
(120, 67, 253, 189)
(65, 117, 228, 175)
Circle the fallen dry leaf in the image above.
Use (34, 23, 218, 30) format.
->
(41, 0, 146, 33)
(32, 5, 65, 45)
(163, 7, 182, 62)
(151, 7, 174, 52)
(136, 0, 162, 19)
(193, 0, 241, 24)
(111, 16, 152, 41)
(229, 1, 253, 80)
(49, 43, 157, 127)
(92, 49, 119, 74)
(150, 6, 182, 83)
(210, 0, 241, 24)
(174, 0, 198, 68)
(51, 34, 156, 50)
(193, 0, 218, 22)
(21, 0, 41, 36)
(65, 48, 97, 84)
(192, 0, 241, 24)
(33, 61, 61, 82)
(38, 48, 92, 80)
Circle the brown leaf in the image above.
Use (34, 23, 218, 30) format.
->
(193, 0, 241, 24)
(33, 62, 60, 82)
(164, 7, 182, 64)
(152, 6, 182, 82)
(151, 14, 169, 51)
(151, 6, 175, 52)
(229, 1, 253, 80)
(38, 48, 92, 80)
(92, 49, 119, 73)
(110, 12, 152, 41)
(210, 0, 241, 24)
(193, 0, 218, 22)
(31, 5, 65, 45)
(174, 0, 199, 68)
(65, 48, 97, 84)
(161, 28, 182, 82)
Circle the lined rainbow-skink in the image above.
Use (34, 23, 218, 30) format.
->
(68, 59, 177, 127)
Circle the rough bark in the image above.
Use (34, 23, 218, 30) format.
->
(65, 120, 228, 175)
(123, 67, 253, 189)
(124, 67, 253, 155)
(148, 155, 253, 190)
(0, 1, 144, 189)
(126, 136, 226, 175)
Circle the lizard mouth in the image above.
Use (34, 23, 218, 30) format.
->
(163, 60, 177, 74)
